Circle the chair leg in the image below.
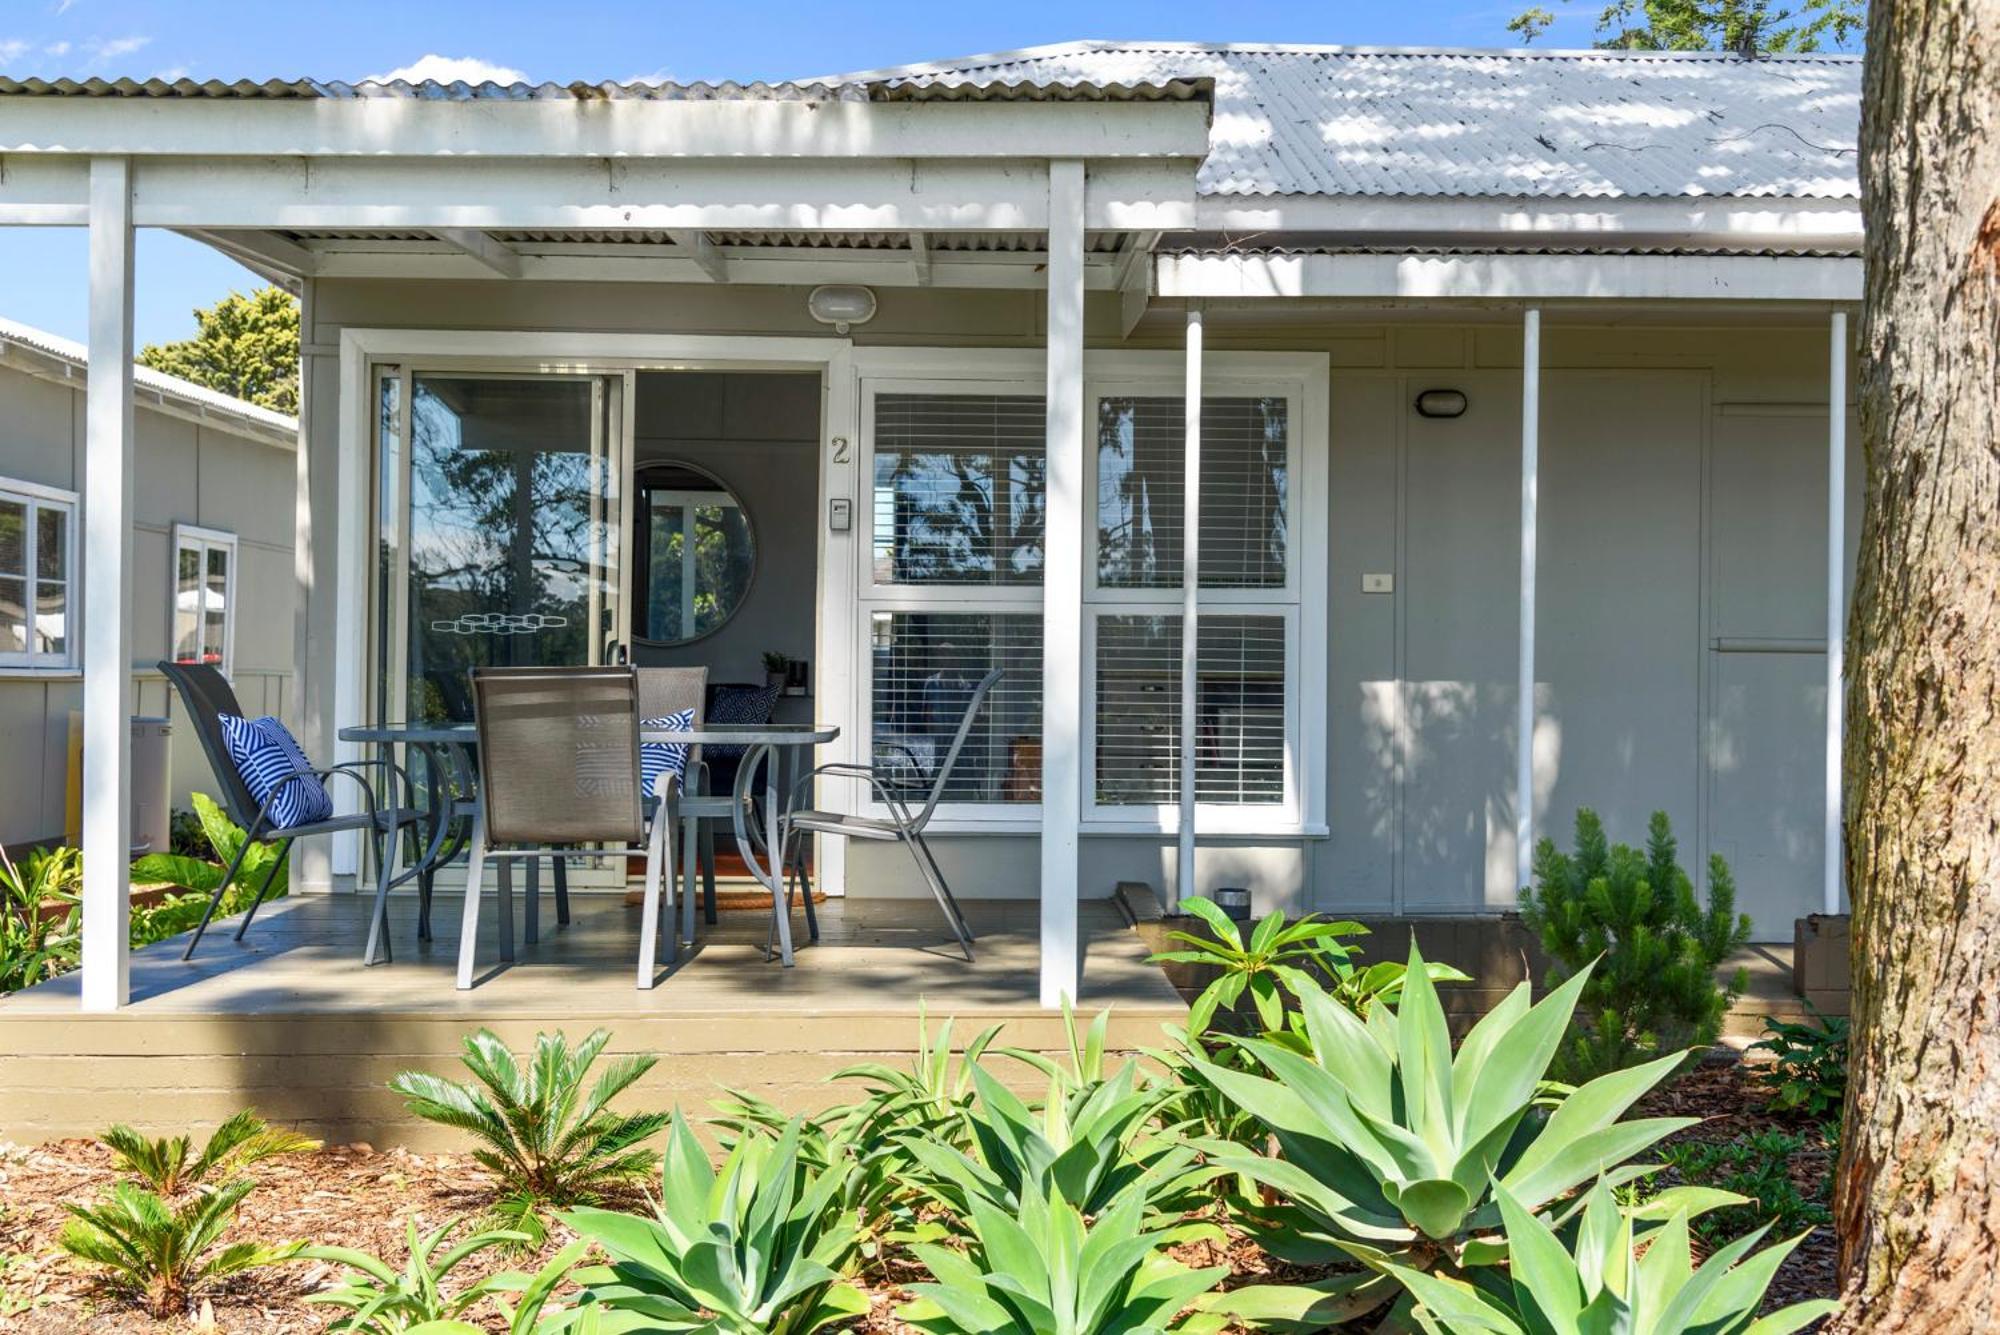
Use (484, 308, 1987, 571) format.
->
(363, 824, 395, 967)
(231, 837, 294, 942)
(901, 832, 974, 961)
(700, 820, 718, 924)
(637, 817, 671, 988)
(418, 866, 434, 943)
(788, 830, 820, 944)
(524, 859, 540, 946)
(496, 860, 515, 964)
(455, 817, 489, 989)
(181, 829, 255, 960)
(680, 815, 700, 947)
(554, 855, 571, 926)
(913, 830, 978, 944)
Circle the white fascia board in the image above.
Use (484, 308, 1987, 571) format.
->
(1156, 251, 1863, 303)
(304, 245, 1124, 289)
(1195, 195, 1863, 251)
(3, 156, 1197, 232)
(0, 96, 1212, 161)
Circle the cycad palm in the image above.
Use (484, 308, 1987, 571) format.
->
(102, 1109, 318, 1196)
(59, 1178, 298, 1317)
(390, 1028, 668, 1241)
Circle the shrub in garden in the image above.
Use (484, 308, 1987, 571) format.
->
(1520, 809, 1750, 1081)
(564, 1111, 867, 1335)
(897, 1180, 1230, 1335)
(1191, 942, 1696, 1325)
(1354, 1178, 1838, 1335)
(1749, 1007, 1849, 1121)
(0, 843, 82, 992)
(390, 1028, 669, 1243)
(58, 1112, 315, 1318)
(1657, 1129, 1833, 1244)
(299, 1216, 530, 1332)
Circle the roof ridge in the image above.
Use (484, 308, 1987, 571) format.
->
(0, 314, 298, 433)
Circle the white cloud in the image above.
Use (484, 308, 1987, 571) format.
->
(0, 38, 29, 62)
(367, 53, 528, 85)
(624, 66, 678, 85)
(89, 34, 151, 60)
(45, 40, 70, 56)
(53, 0, 77, 14)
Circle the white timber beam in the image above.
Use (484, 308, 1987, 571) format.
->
(175, 228, 316, 288)
(1117, 230, 1158, 337)
(907, 232, 932, 286)
(1040, 158, 1086, 1009)
(1155, 252, 1864, 304)
(1825, 310, 1848, 916)
(295, 246, 1127, 290)
(1516, 308, 1541, 894)
(668, 231, 729, 283)
(81, 155, 135, 1012)
(430, 228, 522, 278)
(1173, 303, 1203, 910)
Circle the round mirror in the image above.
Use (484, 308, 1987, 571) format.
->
(632, 460, 756, 645)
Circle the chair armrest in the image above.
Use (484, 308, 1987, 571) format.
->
(789, 762, 922, 829)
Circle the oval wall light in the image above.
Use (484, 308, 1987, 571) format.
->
(808, 285, 877, 334)
(1414, 388, 1469, 418)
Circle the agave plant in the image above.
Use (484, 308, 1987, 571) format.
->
(1354, 1178, 1840, 1335)
(1192, 942, 1696, 1320)
(103, 1109, 319, 1196)
(299, 1216, 530, 1333)
(898, 1179, 1229, 1335)
(390, 1028, 668, 1242)
(59, 1178, 299, 1318)
(564, 1111, 867, 1335)
(390, 1239, 645, 1335)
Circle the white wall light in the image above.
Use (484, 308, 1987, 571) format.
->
(1414, 388, 1469, 419)
(808, 285, 877, 334)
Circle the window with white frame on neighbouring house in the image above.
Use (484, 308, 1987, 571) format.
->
(0, 478, 78, 671)
(171, 524, 238, 678)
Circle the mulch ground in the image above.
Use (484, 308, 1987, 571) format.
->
(0, 1054, 1837, 1333)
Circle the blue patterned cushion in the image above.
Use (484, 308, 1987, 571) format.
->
(217, 714, 334, 829)
(705, 684, 781, 760)
(640, 709, 695, 798)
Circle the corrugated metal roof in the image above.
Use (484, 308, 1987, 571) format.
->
(828, 40, 1860, 200)
(0, 315, 297, 440)
(0, 73, 1206, 103)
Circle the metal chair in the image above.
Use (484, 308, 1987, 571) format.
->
(158, 660, 424, 967)
(782, 667, 1003, 960)
(636, 666, 721, 945)
(458, 665, 677, 990)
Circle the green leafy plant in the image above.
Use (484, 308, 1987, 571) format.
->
(1191, 942, 1696, 1325)
(0, 844, 82, 992)
(1749, 1008, 1849, 1121)
(898, 1179, 1229, 1335)
(1520, 810, 1750, 1081)
(389, 1028, 669, 1244)
(564, 1111, 866, 1335)
(102, 1109, 319, 1196)
(1657, 1129, 1833, 1243)
(59, 1178, 299, 1317)
(1353, 1177, 1838, 1335)
(132, 791, 290, 905)
(299, 1216, 531, 1333)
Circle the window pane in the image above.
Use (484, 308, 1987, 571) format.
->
(34, 580, 66, 655)
(870, 611, 1043, 802)
(873, 394, 1046, 585)
(36, 505, 64, 581)
(173, 545, 202, 663)
(1094, 614, 1286, 805)
(0, 500, 24, 579)
(1095, 396, 1289, 590)
(204, 546, 230, 665)
(0, 575, 25, 654)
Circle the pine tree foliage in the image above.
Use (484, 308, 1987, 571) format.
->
(1519, 808, 1751, 1081)
(137, 287, 300, 416)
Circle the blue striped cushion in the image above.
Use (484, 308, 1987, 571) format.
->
(217, 714, 334, 829)
(640, 709, 695, 799)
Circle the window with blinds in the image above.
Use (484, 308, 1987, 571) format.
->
(873, 394, 1046, 586)
(1095, 396, 1288, 590)
(0, 480, 77, 671)
(1093, 614, 1287, 805)
(869, 611, 1045, 803)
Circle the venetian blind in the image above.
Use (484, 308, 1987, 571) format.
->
(869, 611, 1046, 803)
(873, 394, 1047, 585)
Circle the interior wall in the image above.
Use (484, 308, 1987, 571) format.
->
(630, 371, 820, 689)
(301, 279, 1855, 934)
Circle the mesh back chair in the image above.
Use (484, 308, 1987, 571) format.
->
(158, 660, 424, 966)
(459, 666, 678, 990)
(782, 667, 1003, 959)
(636, 666, 722, 941)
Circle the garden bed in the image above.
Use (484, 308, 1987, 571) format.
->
(0, 1054, 1838, 1334)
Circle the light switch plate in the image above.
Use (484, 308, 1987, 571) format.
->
(1362, 572, 1394, 594)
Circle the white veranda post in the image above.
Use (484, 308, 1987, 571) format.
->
(81, 156, 136, 1012)
(1516, 308, 1541, 893)
(1174, 304, 1203, 910)
(1825, 310, 1847, 916)
(1039, 160, 1086, 1008)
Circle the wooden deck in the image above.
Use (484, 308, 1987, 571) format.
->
(0, 893, 1183, 1147)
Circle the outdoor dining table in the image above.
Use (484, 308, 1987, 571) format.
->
(336, 719, 840, 967)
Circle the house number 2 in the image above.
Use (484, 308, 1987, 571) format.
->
(830, 435, 851, 464)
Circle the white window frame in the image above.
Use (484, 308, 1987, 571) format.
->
(0, 477, 80, 673)
(640, 485, 745, 643)
(170, 522, 240, 680)
(849, 348, 1329, 837)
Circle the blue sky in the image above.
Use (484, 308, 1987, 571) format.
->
(3, 0, 1606, 349)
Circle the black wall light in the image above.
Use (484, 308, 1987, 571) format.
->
(1414, 388, 1469, 419)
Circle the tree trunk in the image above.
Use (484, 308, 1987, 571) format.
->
(1834, 1, 2000, 1328)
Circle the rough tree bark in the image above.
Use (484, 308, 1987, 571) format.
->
(1834, 0, 2000, 1328)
